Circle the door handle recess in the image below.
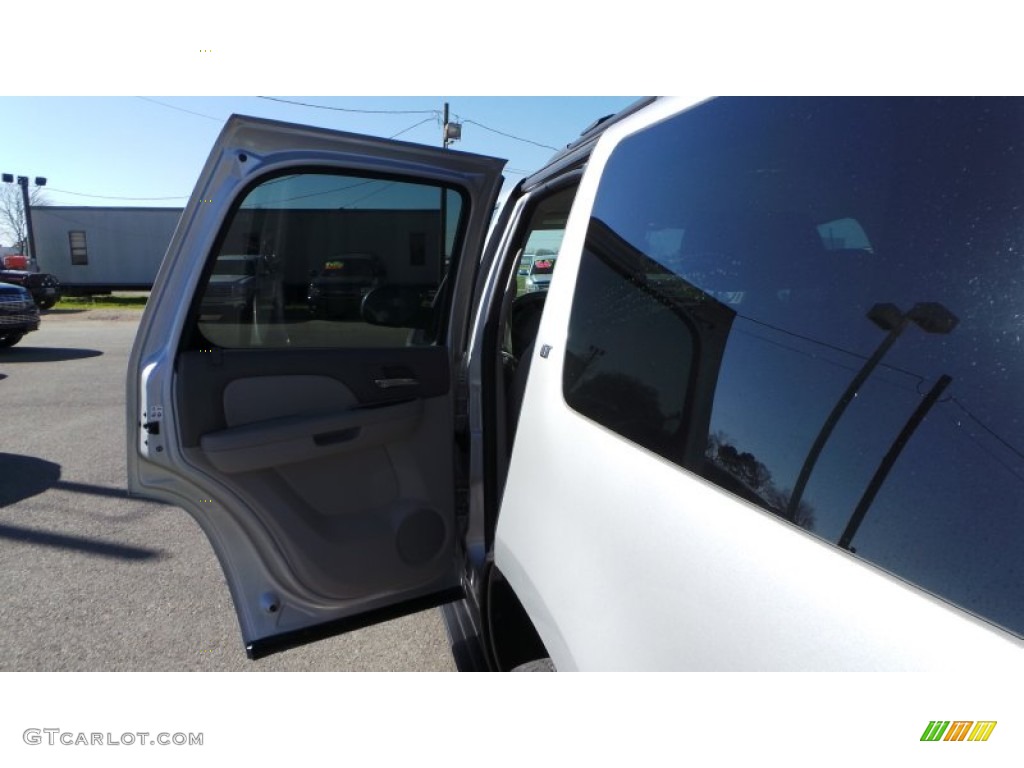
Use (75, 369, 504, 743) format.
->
(374, 378, 419, 389)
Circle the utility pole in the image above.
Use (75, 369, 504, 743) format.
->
(441, 102, 461, 149)
(2, 173, 47, 269)
(438, 102, 462, 277)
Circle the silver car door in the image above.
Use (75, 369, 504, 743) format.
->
(128, 114, 505, 658)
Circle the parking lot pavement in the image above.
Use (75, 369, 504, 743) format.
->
(0, 310, 456, 671)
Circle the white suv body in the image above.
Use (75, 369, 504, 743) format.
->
(128, 97, 1024, 670)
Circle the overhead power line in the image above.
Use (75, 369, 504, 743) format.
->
(258, 96, 439, 116)
(141, 96, 564, 154)
(259, 98, 562, 151)
(61, 101, 557, 203)
(460, 119, 559, 151)
(46, 187, 188, 201)
(389, 117, 438, 139)
(136, 97, 223, 122)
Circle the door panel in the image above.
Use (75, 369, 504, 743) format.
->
(128, 114, 505, 654)
(199, 399, 424, 473)
(176, 350, 454, 601)
(175, 346, 450, 447)
(223, 374, 360, 426)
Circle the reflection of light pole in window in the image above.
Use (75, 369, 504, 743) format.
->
(785, 302, 959, 523)
(838, 372, 953, 551)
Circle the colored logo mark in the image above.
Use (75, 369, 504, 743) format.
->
(921, 721, 997, 742)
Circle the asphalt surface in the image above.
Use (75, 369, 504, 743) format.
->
(0, 308, 456, 671)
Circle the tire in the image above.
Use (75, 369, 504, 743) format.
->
(0, 332, 25, 348)
(36, 298, 57, 311)
(511, 658, 556, 672)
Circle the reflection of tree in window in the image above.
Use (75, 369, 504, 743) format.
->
(565, 219, 737, 470)
(706, 431, 816, 530)
(575, 97, 1024, 638)
(564, 363, 674, 458)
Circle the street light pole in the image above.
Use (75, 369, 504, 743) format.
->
(19, 177, 38, 268)
(2, 173, 47, 269)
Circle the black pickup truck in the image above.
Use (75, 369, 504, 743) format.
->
(0, 281, 40, 347)
(0, 267, 61, 309)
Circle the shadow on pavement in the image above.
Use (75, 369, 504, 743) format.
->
(0, 453, 171, 507)
(51, 479, 171, 507)
(0, 347, 103, 363)
(0, 522, 162, 560)
(0, 454, 164, 560)
(0, 454, 61, 506)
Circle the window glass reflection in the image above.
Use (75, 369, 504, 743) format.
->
(566, 97, 1024, 636)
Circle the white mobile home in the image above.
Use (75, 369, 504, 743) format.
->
(32, 207, 182, 294)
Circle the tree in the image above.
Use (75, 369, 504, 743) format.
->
(0, 183, 49, 249)
(706, 430, 817, 531)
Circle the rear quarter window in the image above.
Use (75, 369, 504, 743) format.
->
(564, 97, 1024, 637)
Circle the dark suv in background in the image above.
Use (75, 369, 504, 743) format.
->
(307, 254, 384, 318)
(199, 254, 259, 321)
(0, 281, 40, 347)
(0, 266, 61, 310)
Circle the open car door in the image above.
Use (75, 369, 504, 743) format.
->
(127, 115, 505, 658)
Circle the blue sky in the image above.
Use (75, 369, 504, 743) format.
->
(1, 2, 1008, 248)
(0, 96, 637, 241)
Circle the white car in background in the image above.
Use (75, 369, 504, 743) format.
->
(128, 97, 1024, 670)
(522, 256, 555, 293)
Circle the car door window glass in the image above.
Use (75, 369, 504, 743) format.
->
(505, 185, 576, 363)
(193, 171, 465, 349)
(514, 199, 569, 298)
(501, 183, 578, 456)
(565, 97, 1024, 637)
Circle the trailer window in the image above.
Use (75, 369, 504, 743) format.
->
(69, 230, 88, 266)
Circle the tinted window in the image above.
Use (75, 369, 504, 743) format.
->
(193, 171, 464, 349)
(212, 258, 257, 277)
(565, 97, 1024, 636)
